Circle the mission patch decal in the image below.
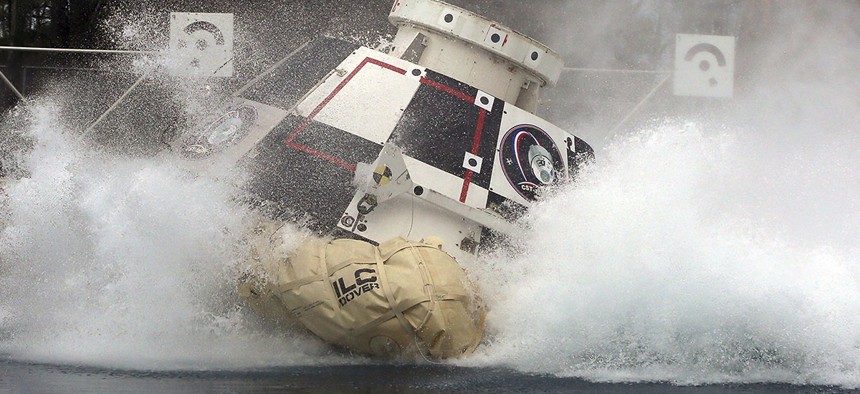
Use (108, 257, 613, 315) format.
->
(498, 124, 564, 201)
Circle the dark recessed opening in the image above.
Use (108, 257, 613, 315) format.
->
(412, 69, 422, 76)
(357, 224, 368, 232)
(468, 158, 478, 167)
(491, 33, 501, 43)
(413, 186, 424, 196)
(531, 51, 539, 61)
(480, 96, 490, 105)
(444, 14, 454, 23)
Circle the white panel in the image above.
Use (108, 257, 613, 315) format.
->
(404, 156, 488, 209)
(296, 54, 365, 115)
(407, 198, 483, 262)
(674, 34, 735, 98)
(295, 47, 421, 144)
(340, 144, 496, 261)
(169, 13, 234, 77)
(339, 193, 481, 263)
(313, 66, 417, 144)
(339, 192, 413, 240)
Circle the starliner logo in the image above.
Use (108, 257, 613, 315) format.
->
(332, 268, 380, 306)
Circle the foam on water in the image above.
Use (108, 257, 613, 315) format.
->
(0, 104, 350, 370)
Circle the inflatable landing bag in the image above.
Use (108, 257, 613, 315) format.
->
(239, 230, 484, 359)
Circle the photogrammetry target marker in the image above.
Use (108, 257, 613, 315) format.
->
(169, 12, 234, 77)
(674, 33, 735, 98)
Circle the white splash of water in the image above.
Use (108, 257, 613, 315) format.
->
(463, 121, 860, 386)
(0, 104, 346, 370)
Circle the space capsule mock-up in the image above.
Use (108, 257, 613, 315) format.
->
(174, 0, 593, 358)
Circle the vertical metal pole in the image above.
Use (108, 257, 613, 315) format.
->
(10, 0, 17, 41)
(20, 66, 26, 94)
(6, 0, 21, 104)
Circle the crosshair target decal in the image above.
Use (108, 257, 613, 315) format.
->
(499, 124, 564, 201)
